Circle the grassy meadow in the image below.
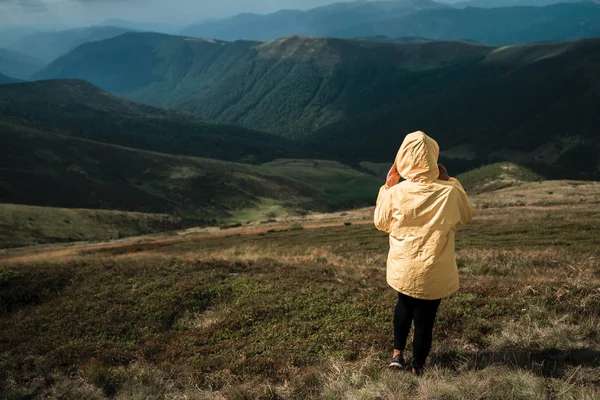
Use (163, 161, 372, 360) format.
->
(1, 180, 599, 399)
(0, 204, 199, 249)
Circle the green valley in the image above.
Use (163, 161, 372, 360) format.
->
(0, 120, 381, 247)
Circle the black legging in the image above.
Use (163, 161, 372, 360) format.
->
(394, 292, 441, 369)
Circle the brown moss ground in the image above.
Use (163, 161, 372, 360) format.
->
(1, 180, 599, 399)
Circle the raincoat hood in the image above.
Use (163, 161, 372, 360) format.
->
(395, 131, 440, 183)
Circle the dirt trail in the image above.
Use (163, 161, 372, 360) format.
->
(5, 197, 596, 264)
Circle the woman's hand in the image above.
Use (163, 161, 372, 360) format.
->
(386, 163, 401, 187)
(438, 164, 450, 181)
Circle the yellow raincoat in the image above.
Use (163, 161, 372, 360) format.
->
(374, 131, 474, 300)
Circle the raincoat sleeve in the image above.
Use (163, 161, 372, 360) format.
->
(374, 185, 394, 233)
(450, 178, 475, 227)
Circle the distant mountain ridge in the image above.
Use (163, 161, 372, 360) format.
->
(0, 48, 43, 80)
(180, 1, 600, 44)
(333, 2, 600, 44)
(181, 0, 447, 41)
(36, 33, 600, 179)
(0, 73, 21, 84)
(8, 26, 131, 63)
(0, 26, 45, 48)
(100, 18, 182, 34)
(453, 0, 581, 8)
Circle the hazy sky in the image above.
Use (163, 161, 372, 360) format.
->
(0, 0, 351, 26)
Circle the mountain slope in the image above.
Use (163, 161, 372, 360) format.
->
(37, 33, 492, 137)
(0, 79, 297, 163)
(0, 121, 381, 220)
(0, 73, 21, 85)
(0, 48, 43, 80)
(37, 33, 600, 178)
(333, 2, 600, 44)
(8, 26, 131, 63)
(303, 39, 600, 178)
(181, 0, 446, 41)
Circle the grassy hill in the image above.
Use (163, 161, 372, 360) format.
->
(0, 47, 43, 80)
(37, 33, 600, 179)
(0, 120, 381, 223)
(456, 162, 542, 194)
(1, 180, 598, 398)
(8, 26, 131, 63)
(0, 204, 192, 248)
(0, 79, 297, 164)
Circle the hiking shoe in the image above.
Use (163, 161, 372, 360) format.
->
(388, 354, 407, 370)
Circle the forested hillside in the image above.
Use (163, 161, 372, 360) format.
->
(0, 79, 297, 163)
(37, 34, 600, 178)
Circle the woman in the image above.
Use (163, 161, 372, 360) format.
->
(374, 131, 474, 375)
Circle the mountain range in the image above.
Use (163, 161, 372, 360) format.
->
(100, 18, 183, 34)
(181, 0, 446, 41)
(332, 2, 600, 44)
(0, 26, 40, 48)
(3, 0, 599, 79)
(7, 26, 131, 64)
(35, 32, 600, 179)
(0, 48, 44, 80)
(181, 1, 600, 45)
(453, 0, 580, 7)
